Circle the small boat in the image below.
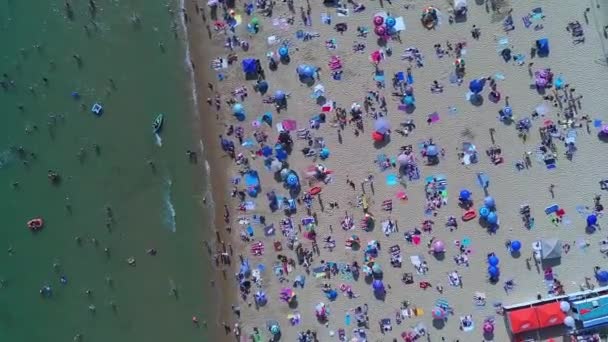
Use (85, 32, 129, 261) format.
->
(27, 218, 44, 231)
(152, 114, 164, 134)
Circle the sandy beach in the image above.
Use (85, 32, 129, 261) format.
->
(186, 0, 608, 341)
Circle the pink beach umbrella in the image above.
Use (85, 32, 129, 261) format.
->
(483, 322, 494, 333)
(374, 25, 387, 36)
(433, 240, 445, 253)
(373, 15, 384, 26)
(432, 307, 446, 319)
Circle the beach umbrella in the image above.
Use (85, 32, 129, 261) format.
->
(587, 214, 598, 226)
(488, 255, 500, 266)
(468, 78, 485, 94)
(432, 307, 446, 319)
(374, 25, 387, 36)
(372, 131, 385, 142)
(488, 265, 499, 277)
(232, 103, 245, 114)
(372, 279, 384, 292)
(275, 90, 286, 101)
(404, 95, 415, 106)
(242, 58, 257, 73)
(479, 206, 490, 218)
(261, 146, 273, 157)
(276, 149, 288, 161)
(486, 211, 498, 225)
(602, 125, 608, 135)
(270, 159, 283, 172)
(405, 85, 414, 95)
(484, 196, 496, 208)
(511, 240, 522, 252)
(433, 240, 445, 253)
(297, 64, 315, 78)
(286, 173, 299, 187)
(372, 263, 382, 274)
(373, 15, 384, 26)
(459, 189, 471, 201)
(374, 118, 391, 134)
(535, 103, 550, 116)
(319, 147, 330, 159)
(397, 154, 409, 166)
(596, 270, 608, 282)
(315, 303, 327, 317)
(325, 289, 338, 300)
(385, 16, 396, 27)
(257, 80, 269, 93)
(270, 324, 280, 335)
(560, 301, 571, 312)
(426, 145, 439, 157)
(483, 322, 494, 333)
(563, 316, 575, 328)
(502, 106, 513, 118)
(278, 46, 289, 58)
(255, 291, 267, 305)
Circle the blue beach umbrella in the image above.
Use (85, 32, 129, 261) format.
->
(275, 90, 286, 101)
(587, 214, 598, 226)
(372, 279, 384, 292)
(286, 173, 299, 188)
(486, 211, 498, 225)
(278, 46, 289, 58)
(385, 16, 396, 27)
(469, 78, 486, 94)
(511, 240, 522, 252)
(596, 270, 608, 282)
(297, 64, 315, 78)
(502, 106, 513, 118)
(459, 189, 471, 201)
(488, 266, 499, 277)
(484, 196, 496, 208)
(374, 118, 391, 134)
(261, 146, 273, 157)
(404, 95, 415, 106)
(426, 145, 439, 157)
(479, 206, 490, 218)
(257, 80, 269, 93)
(488, 255, 500, 266)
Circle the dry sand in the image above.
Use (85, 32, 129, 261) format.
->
(186, 0, 608, 340)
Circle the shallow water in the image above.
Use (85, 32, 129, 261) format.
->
(0, 1, 216, 341)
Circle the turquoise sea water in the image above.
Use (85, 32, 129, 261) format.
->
(0, 1, 216, 341)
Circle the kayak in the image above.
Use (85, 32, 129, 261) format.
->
(152, 114, 164, 134)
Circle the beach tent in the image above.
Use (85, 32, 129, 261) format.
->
(536, 302, 566, 328)
(507, 307, 539, 334)
(541, 238, 562, 260)
(536, 38, 549, 57)
(242, 58, 257, 74)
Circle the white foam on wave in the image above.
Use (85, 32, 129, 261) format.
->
(163, 177, 177, 233)
(178, 0, 200, 119)
(154, 133, 163, 147)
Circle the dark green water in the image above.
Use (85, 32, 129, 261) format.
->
(0, 1, 216, 341)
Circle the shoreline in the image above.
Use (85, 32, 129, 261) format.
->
(181, 0, 239, 338)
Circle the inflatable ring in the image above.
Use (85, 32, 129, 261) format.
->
(462, 209, 477, 222)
